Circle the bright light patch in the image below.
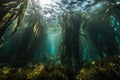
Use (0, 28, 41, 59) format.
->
(81, 1, 89, 8)
(40, 0, 52, 5)
(116, 2, 120, 5)
(51, 45, 55, 55)
(94, 3, 102, 8)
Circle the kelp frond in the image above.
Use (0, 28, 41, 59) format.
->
(0, 0, 28, 38)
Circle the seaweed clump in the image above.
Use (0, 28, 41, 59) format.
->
(30, 64, 75, 80)
(0, 63, 75, 80)
(76, 55, 120, 80)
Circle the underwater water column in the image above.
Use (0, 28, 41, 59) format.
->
(46, 28, 59, 56)
(60, 13, 82, 69)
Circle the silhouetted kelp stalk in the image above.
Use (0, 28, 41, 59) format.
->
(59, 12, 82, 69)
(80, 0, 120, 60)
(0, 0, 120, 67)
(12, 0, 46, 63)
(0, 0, 45, 63)
(58, 0, 120, 69)
(25, 0, 45, 62)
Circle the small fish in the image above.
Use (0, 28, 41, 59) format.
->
(61, 0, 68, 4)
(69, 1, 77, 5)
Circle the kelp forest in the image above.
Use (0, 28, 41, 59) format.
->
(0, 0, 120, 80)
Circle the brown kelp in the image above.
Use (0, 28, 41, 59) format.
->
(9, 0, 45, 63)
(0, 0, 28, 43)
(60, 12, 82, 69)
(84, 0, 120, 58)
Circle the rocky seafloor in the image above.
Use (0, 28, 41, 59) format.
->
(0, 55, 120, 80)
